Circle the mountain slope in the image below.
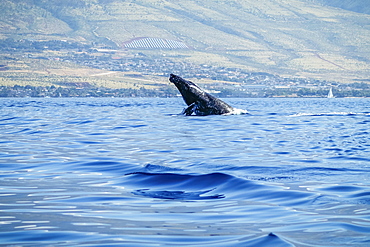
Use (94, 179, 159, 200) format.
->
(317, 0, 370, 15)
(0, 0, 369, 83)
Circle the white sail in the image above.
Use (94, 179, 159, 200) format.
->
(327, 87, 334, 98)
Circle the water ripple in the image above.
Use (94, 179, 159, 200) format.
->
(1, 98, 370, 246)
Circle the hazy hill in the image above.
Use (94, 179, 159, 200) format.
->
(318, 0, 370, 15)
(0, 0, 369, 84)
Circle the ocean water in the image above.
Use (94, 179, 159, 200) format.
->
(0, 97, 369, 246)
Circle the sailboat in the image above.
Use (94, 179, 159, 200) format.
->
(327, 87, 334, 98)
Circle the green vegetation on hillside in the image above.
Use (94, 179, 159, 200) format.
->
(0, 0, 369, 97)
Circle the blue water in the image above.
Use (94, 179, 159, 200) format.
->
(0, 97, 369, 246)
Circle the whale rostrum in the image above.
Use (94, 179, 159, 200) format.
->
(169, 74, 247, 116)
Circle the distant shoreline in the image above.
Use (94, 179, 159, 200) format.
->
(1, 85, 369, 98)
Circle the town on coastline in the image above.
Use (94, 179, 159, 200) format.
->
(1, 39, 369, 98)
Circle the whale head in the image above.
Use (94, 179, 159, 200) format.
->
(169, 74, 205, 106)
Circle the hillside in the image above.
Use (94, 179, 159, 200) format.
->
(0, 0, 370, 94)
(318, 0, 370, 15)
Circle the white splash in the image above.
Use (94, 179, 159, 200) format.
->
(224, 108, 249, 115)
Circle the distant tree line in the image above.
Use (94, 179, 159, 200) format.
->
(263, 87, 370, 98)
(1, 84, 369, 98)
(0, 85, 177, 98)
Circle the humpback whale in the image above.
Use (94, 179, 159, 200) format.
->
(169, 74, 247, 116)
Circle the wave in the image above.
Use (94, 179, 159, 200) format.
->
(236, 232, 295, 247)
(108, 165, 370, 207)
(132, 188, 225, 200)
(120, 171, 316, 205)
